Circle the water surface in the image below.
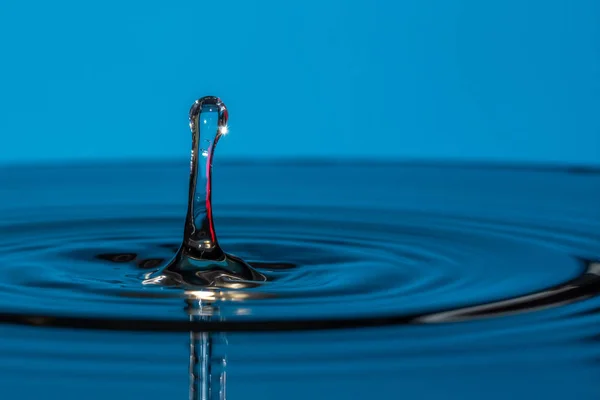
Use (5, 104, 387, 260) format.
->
(0, 160, 599, 399)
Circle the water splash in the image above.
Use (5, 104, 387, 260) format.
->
(144, 96, 265, 289)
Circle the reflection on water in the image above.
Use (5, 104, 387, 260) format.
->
(187, 299, 227, 400)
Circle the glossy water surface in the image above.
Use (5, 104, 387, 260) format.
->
(0, 160, 599, 399)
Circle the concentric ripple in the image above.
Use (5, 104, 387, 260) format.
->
(0, 161, 599, 331)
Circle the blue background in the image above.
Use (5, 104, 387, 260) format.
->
(0, 0, 598, 165)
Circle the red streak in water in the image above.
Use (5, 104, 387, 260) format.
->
(205, 144, 217, 244)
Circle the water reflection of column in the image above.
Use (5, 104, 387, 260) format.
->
(187, 299, 227, 400)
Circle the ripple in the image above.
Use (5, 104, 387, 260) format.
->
(0, 161, 599, 333)
(0, 202, 597, 331)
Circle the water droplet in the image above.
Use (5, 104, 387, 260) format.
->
(144, 96, 266, 289)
